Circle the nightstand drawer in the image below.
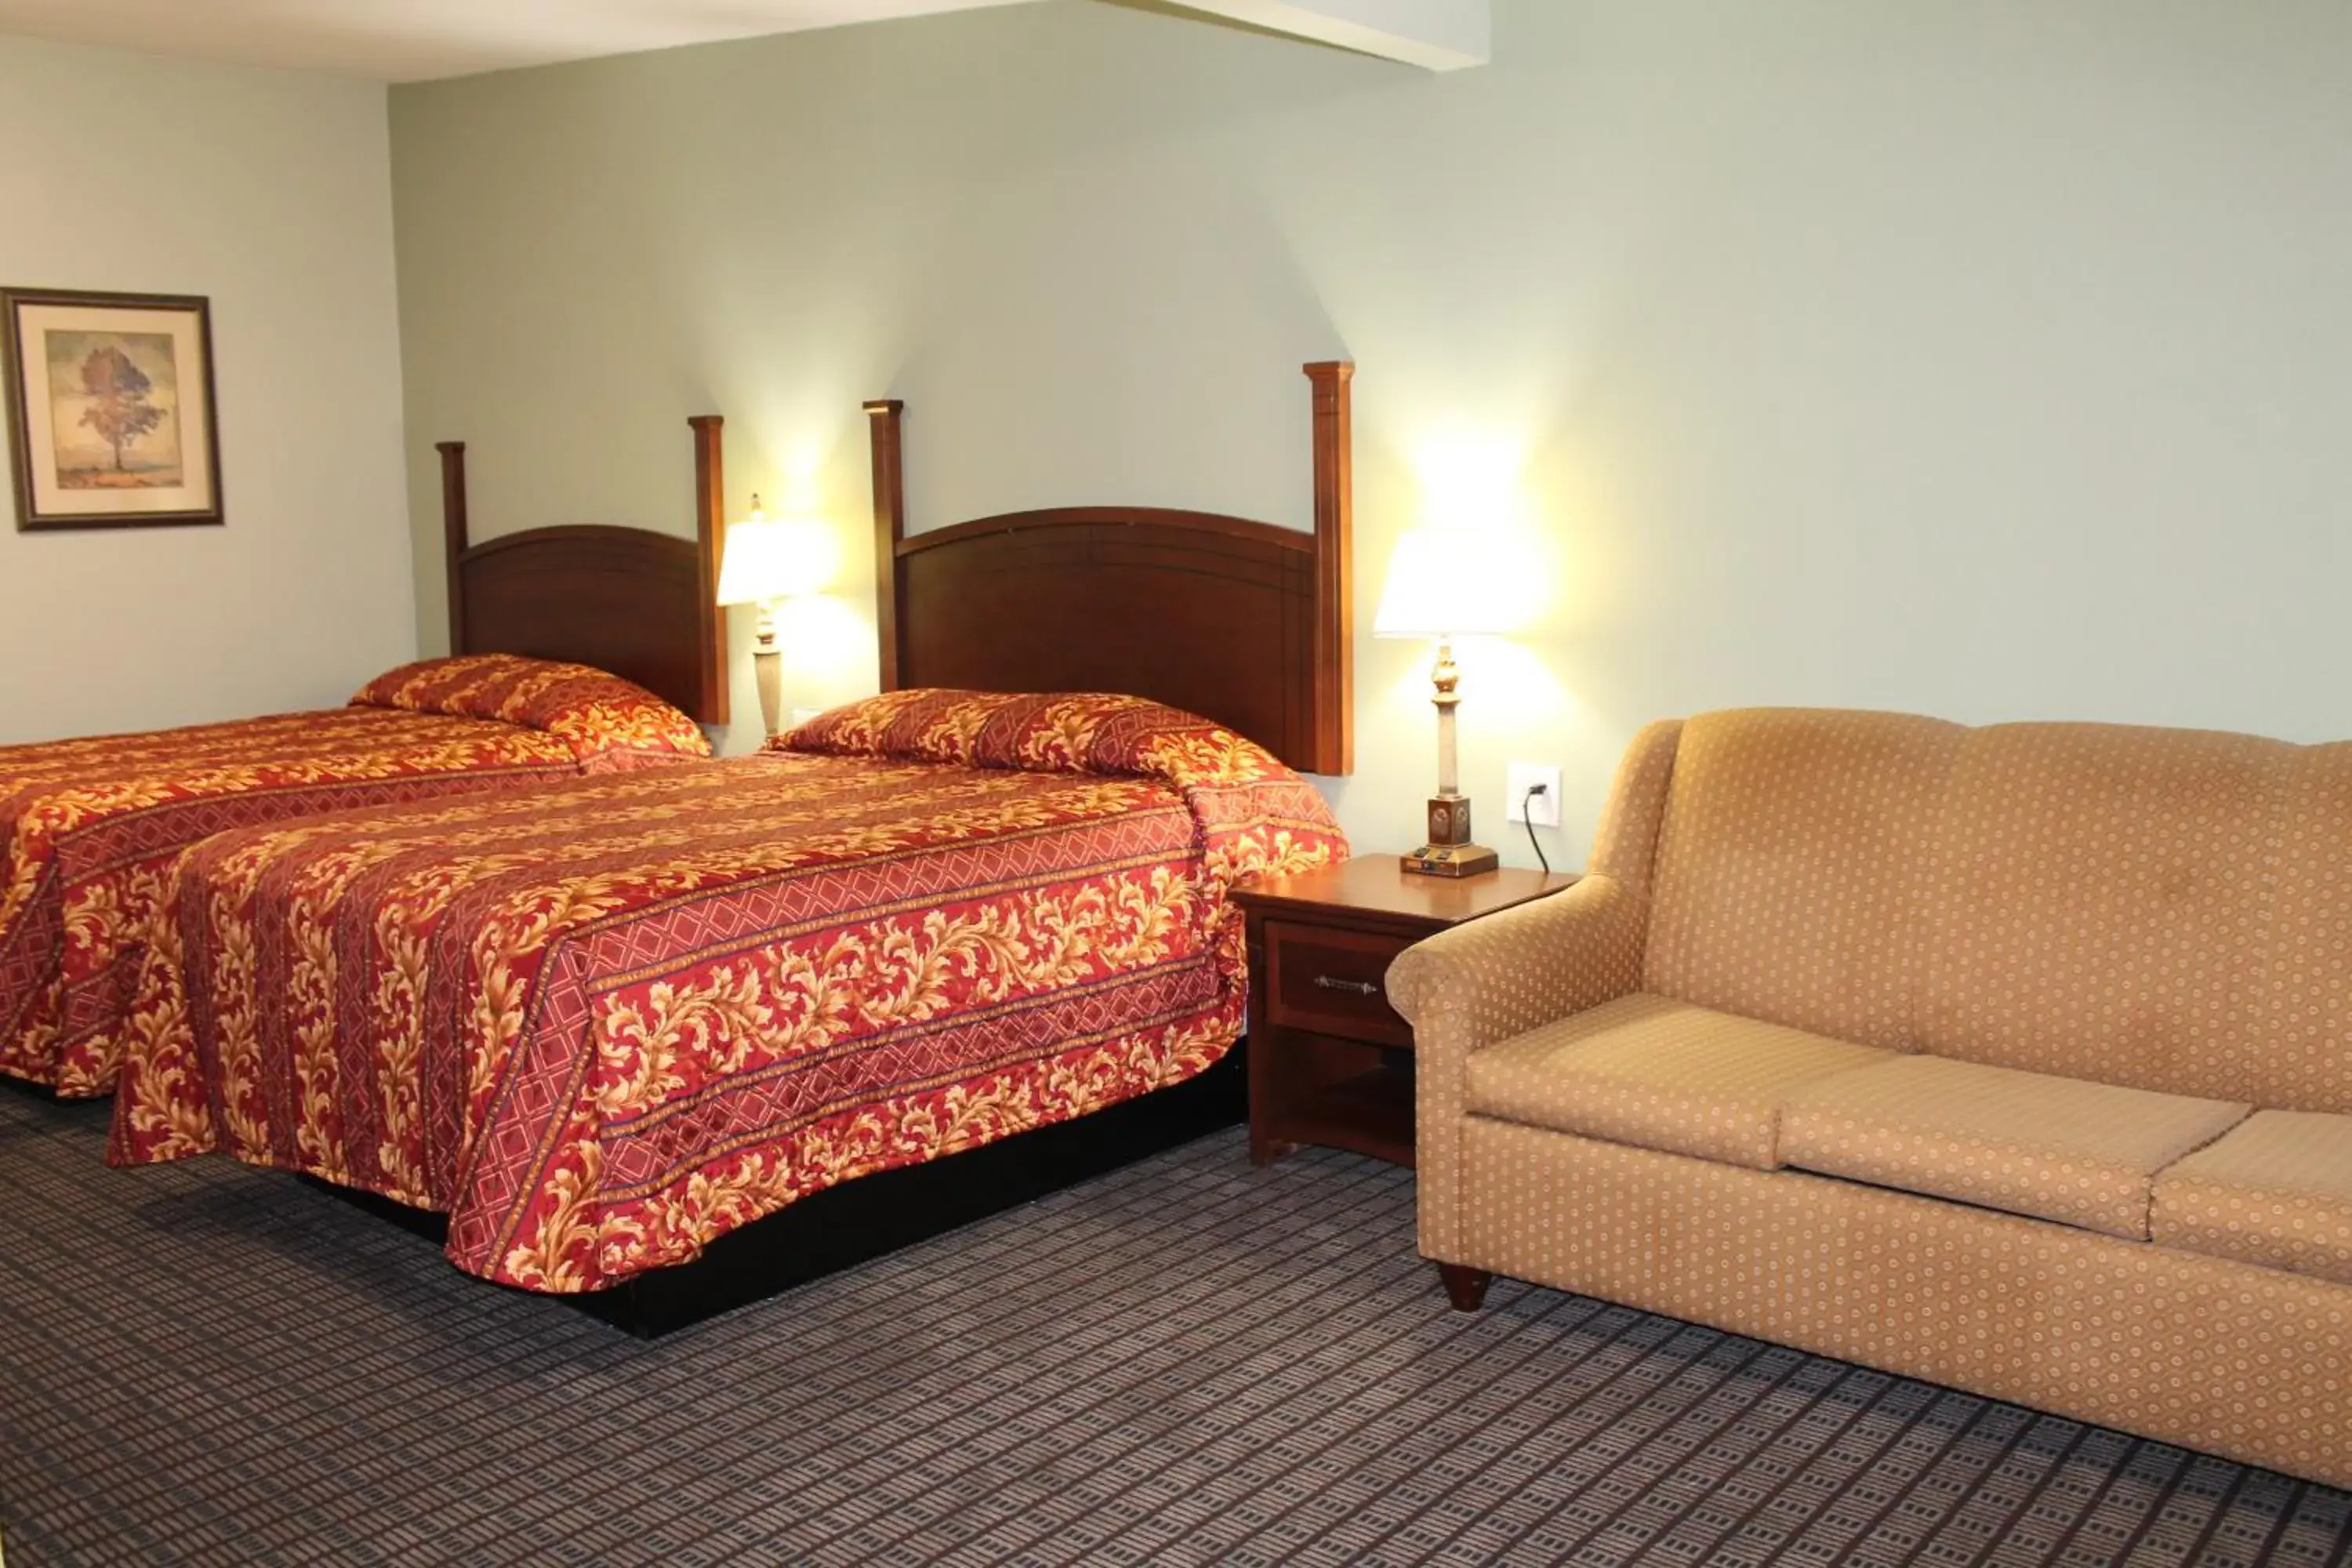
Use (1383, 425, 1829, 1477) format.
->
(1265, 920, 1417, 1048)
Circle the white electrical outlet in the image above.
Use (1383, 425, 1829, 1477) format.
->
(1506, 762, 1563, 827)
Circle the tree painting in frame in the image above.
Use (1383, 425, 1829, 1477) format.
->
(2, 288, 223, 530)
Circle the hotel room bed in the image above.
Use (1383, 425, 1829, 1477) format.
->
(100, 361, 1359, 1330)
(0, 658, 709, 1096)
(0, 416, 735, 1097)
(107, 690, 1345, 1292)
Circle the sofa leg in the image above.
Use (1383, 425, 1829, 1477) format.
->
(1436, 1263, 1492, 1312)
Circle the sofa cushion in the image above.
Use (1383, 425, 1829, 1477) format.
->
(2151, 1110, 2352, 1285)
(1914, 722, 2301, 1105)
(1780, 1055, 2249, 1240)
(1642, 710, 1962, 1051)
(1465, 993, 1892, 1171)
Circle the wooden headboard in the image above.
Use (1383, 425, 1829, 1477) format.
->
(436, 416, 730, 726)
(863, 361, 1353, 775)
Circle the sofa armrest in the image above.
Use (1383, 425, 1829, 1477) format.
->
(1388, 872, 1649, 1261)
(1386, 873, 1645, 1042)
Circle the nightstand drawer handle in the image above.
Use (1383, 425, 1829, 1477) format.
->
(1312, 975, 1381, 996)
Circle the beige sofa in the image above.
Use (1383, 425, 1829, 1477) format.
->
(1387, 709, 2352, 1488)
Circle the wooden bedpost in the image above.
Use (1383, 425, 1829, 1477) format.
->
(866, 399, 908, 692)
(1305, 361, 1355, 776)
(437, 440, 469, 655)
(688, 415, 731, 726)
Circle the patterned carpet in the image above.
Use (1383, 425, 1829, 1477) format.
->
(2, 1085, 2347, 1568)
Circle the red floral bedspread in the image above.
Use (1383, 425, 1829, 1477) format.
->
(108, 692, 1345, 1293)
(1, 656, 709, 1097)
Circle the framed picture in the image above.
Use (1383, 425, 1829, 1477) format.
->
(2, 287, 223, 531)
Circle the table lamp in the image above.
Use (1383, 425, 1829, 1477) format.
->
(1374, 529, 1518, 877)
(716, 496, 817, 737)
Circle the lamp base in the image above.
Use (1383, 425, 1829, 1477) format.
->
(753, 644, 782, 739)
(1401, 842, 1499, 878)
(1405, 790, 1496, 877)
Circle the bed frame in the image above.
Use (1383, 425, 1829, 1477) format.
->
(867, 361, 1355, 774)
(341, 368, 1355, 1335)
(435, 417, 730, 725)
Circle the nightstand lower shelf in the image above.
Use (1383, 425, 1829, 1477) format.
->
(1276, 1059, 1415, 1167)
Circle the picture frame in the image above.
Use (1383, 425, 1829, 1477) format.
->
(2, 286, 223, 531)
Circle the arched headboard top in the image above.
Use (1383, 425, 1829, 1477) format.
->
(436, 416, 729, 726)
(864, 362, 1353, 775)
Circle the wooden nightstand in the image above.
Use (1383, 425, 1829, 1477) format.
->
(1232, 858, 1577, 1168)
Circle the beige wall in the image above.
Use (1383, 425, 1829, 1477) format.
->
(388, 0, 2352, 866)
(0, 37, 414, 745)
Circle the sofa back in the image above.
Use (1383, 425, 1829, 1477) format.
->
(1635, 709, 2352, 1112)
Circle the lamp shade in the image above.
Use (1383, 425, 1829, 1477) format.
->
(1373, 530, 1523, 640)
(716, 506, 829, 604)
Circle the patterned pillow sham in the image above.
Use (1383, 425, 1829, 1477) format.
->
(351, 654, 711, 768)
(772, 689, 1292, 788)
(773, 688, 1348, 899)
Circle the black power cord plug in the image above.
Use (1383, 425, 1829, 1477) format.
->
(1521, 782, 1551, 874)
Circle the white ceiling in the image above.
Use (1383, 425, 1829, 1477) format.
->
(0, 0, 1048, 82)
